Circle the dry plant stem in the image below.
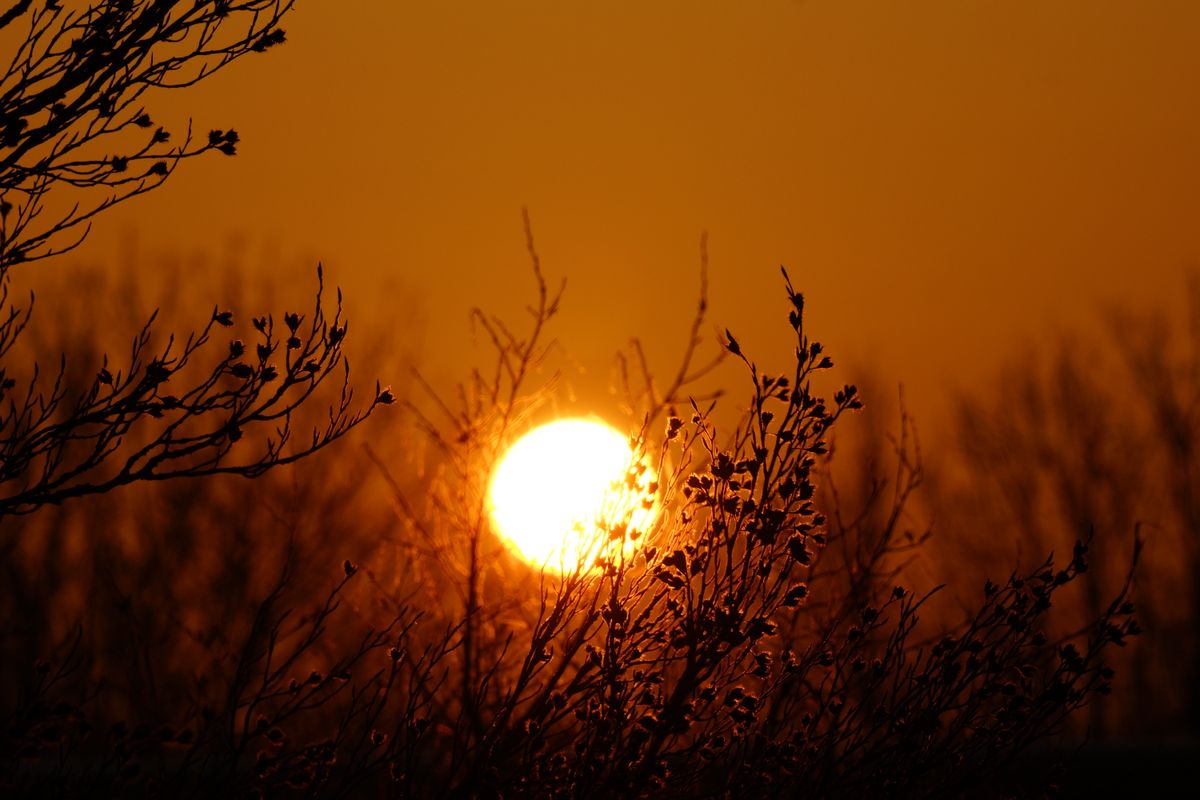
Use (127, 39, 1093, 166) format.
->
(387, 208, 565, 778)
(456, 210, 561, 756)
(615, 232, 726, 426)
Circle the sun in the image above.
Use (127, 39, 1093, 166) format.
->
(488, 418, 656, 573)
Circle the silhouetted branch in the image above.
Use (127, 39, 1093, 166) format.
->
(0, 267, 392, 518)
(0, 1, 293, 273)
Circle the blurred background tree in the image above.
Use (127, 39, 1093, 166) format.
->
(931, 280, 1200, 740)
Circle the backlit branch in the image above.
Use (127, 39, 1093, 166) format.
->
(0, 0, 293, 274)
(0, 267, 393, 518)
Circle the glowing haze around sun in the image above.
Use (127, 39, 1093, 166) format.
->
(488, 419, 656, 573)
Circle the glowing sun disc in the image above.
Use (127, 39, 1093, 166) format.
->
(489, 419, 655, 572)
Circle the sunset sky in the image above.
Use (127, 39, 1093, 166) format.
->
(70, 0, 1200, 437)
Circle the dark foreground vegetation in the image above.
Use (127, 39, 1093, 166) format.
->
(0, 247, 1142, 797)
(0, 2, 1178, 798)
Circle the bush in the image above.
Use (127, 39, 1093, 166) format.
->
(2, 253, 1140, 797)
(0, 4, 1141, 797)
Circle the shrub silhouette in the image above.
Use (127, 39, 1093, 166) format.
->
(0, 4, 1143, 798)
(2, 248, 1140, 797)
(345, 256, 1139, 798)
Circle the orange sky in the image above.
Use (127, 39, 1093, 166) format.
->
(68, 0, 1200, 440)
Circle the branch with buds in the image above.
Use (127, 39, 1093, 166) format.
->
(0, 266, 392, 518)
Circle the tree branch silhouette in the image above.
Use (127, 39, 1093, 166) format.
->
(0, 1, 390, 520)
(0, 1, 292, 272)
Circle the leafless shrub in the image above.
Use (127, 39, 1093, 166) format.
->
(1, 252, 1141, 797)
(0, 4, 1145, 795)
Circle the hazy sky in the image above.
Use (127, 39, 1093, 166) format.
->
(71, 0, 1200, 438)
